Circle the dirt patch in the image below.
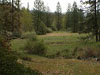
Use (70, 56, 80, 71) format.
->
(39, 32, 78, 37)
(46, 42, 66, 45)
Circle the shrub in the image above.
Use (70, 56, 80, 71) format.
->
(22, 32, 37, 40)
(25, 39, 47, 56)
(74, 47, 98, 60)
(46, 28, 53, 33)
(51, 25, 57, 31)
(72, 47, 78, 57)
(36, 21, 47, 35)
(21, 55, 32, 61)
(0, 35, 42, 75)
(46, 49, 72, 59)
(61, 49, 72, 59)
(12, 31, 21, 39)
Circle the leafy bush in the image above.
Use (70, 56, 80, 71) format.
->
(36, 21, 47, 35)
(22, 32, 37, 40)
(0, 35, 42, 75)
(73, 47, 98, 60)
(25, 38, 47, 56)
(12, 31, 21, 38)
(51, 25, 57, 31)
(46, 28, 53, 33)
(46, 49, 72, 59)
(61, 49, 72, 59)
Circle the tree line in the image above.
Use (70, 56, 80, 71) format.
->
(0, 0, 100, 40)
(0, 0, 42, 75)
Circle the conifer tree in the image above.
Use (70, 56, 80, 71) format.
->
(45, 6, 52, 28)
(65, 3, 72, 30)
(33, 0, 47, 35)
(56, 2, 62, 31)
(72, 1, 79, 32)
(81, 0, 100, 42)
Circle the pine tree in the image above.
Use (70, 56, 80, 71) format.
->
(14, 0, 21, 36)
(81, 0, 99, 42)
(72, 1, 79, 32)
(0, 0, 22, 38)
(0, 0, 12, 35)
(78, 8, 84, 33)
(33, 0, 47, 35)
(65, 3, 72, 30)
(45, 6, 52, 28)
(21, 8, 33, 32)
(97, 0, 100, 41)
(56, 2, 62, 31)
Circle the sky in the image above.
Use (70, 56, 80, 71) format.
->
(21, 0, 81, 13)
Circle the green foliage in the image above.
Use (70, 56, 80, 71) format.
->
(55, 2, 62, 31)
(0, 3, 12, 33)
(25, 40, 47, 56)
(32, 0, 48, 35)
(45, 6, 52, 28)
(22, 32, 37, 40)
(12, 31, 21, 38)
(0, 35, 42, 75)
(65, 3, 72, 30)
(51, 24, 57, 31)
(61, 49, 72, 59)
(24, 35, 47, 56)
(71, 1, 79, 32)
(36, 21, 47, 35)
(65, 2, 84, 33)
(21, 8, 33, 32)
(46, 28, 53, 33)
(0, 1, 22, 38)
(82, 0, 100, 42)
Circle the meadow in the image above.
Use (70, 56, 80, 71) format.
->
(11, 32, 100, 75)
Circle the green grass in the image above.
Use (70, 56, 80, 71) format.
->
(11, 39, 27, 53)
(38, 32, 100, 55)
(11, 32, 100, 75)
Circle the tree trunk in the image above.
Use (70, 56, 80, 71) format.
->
(99, 30, 100, 41)
(94, 0, 99, 42)
(12, 0, 14, 32)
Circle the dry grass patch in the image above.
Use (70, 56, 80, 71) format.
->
(20, 56, 100, 75)
(39, 32, 79, 37)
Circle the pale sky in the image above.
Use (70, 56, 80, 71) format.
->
(21, 0, 81, 13)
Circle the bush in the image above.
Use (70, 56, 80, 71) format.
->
(22, 32, 37, 40)
(25, 39, 47, 56)
(61, 49, 72, 59)
(46, 28, 53, 33)
(51, 25, 57, 31)
(73, 47, 98, 60)
(12, 31, 21, 39)
(46, 49, 72, 59)
(0, 35, 42, 75)
(36, 21, 47, 35)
